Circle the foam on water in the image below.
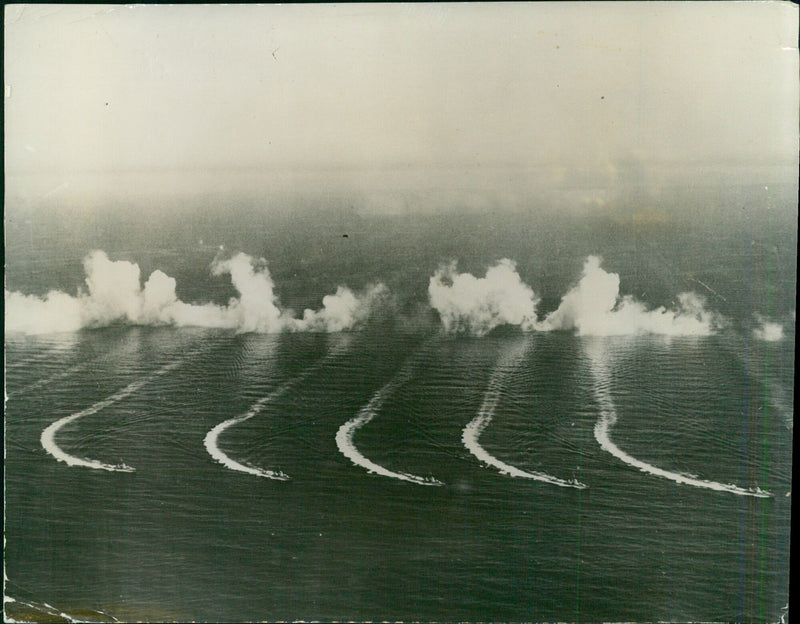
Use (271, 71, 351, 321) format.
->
(40, 358, 189, 472)
(462, 339, 587, 489)
(204, 338, 351, 480)
(586, 340, 772, 498)
(204, 397, 291, 480)
(336, 341, 444, 486)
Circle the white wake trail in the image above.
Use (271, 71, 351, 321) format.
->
(9, 361, 90, 400)
(463, 341, 587, 489)
(336, 342, 444, 486)
(204, 394, 291, 480)
(204, 341, 350, 480)
(587, 343, 772, 498)
(40, 358, 187, 472)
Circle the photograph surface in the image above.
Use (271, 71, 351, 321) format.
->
(4, 4, 796, 622)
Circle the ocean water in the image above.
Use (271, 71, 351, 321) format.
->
(3, 203, 795, 622)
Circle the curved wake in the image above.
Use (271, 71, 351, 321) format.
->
(336, 343, 444, 486)
(204, 340, 350, 480)
(463, 341, 587, 489)
(40, 358, 187, 472)
(588, 344, 772, 498)
(204, 395, 291, 480)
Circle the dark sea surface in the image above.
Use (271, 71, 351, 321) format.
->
(4, 201, 795, 622)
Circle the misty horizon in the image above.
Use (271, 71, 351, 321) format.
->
(5, 3, 798, 212)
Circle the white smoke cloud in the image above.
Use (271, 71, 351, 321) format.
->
(209, 253, 287, 332)
(5, 250, 730, 338)
(426, 255, 723, 336)
(141, 270, 180, 322)
(752, 314, 784, 342)
(4, 290, 84, 334)
(294, 284, 389, 332)
(5, 250, 385, 335)
(537, 255, 721, 336)
(428, 259, 539, 336)
(81, 251, 144, 323)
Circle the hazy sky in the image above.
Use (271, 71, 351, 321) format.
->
(4, 2, 798, 200)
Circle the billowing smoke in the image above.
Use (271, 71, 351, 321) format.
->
(5, 250, 730, 338)
(5, 251, 385, 335)
(4, 290, 84, 334)
(537, 256, 721, 336)
(427, 255, 723, 337)
(294, 284, 389, 332)
(752, 314, 785, 342)
(428, 259, 539, 336)
(208, 253, 288, 332)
